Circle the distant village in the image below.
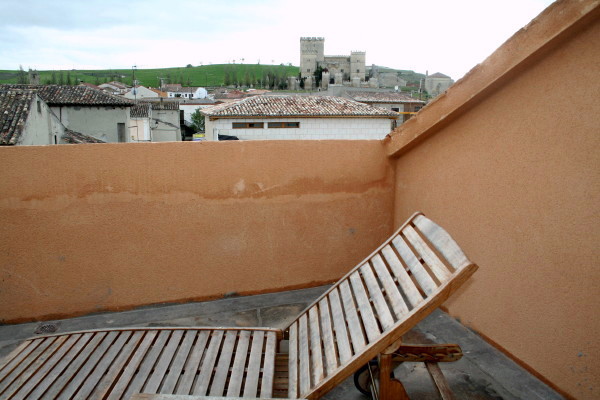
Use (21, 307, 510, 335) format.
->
(0, 38, 454, 146)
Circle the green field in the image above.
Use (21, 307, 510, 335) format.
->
(0, 63, 427, 88)
(0, 64, 299, 88)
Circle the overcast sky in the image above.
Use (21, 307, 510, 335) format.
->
(0, 0, 555, 80)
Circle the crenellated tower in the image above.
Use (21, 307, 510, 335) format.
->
(300, 37, 324, 79)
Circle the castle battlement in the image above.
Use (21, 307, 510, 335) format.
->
(300, 37, 366, 83)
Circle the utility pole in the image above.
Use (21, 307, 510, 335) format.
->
(132, 65, 138, 103)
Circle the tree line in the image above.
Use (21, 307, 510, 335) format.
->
(223, 65, 290, 90)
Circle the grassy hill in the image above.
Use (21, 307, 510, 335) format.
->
(0, 64, 299, 88)
(0, 64, 428, 90)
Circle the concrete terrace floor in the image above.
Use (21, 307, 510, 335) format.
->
(0, 286, 564, 400)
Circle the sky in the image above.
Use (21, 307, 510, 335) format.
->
(0, 0, 556, 80)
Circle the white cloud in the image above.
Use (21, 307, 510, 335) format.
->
(0, 0, 555, 79)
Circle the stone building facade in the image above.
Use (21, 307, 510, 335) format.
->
(424, 72, 454, 97)
(300, 37, 366, 83)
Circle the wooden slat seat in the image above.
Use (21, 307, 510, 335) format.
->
(0, 212, 477, 400)
(0, 328, 280, 400)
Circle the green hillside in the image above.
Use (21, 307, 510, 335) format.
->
(0, 64, 299, 88)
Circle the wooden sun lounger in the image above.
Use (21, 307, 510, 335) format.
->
(0, 212, 478, 399)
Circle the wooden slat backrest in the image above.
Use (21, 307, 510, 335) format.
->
(285, 212, 478, 399)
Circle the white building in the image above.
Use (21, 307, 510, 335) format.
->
(202, 95, 398, 141)
(130, 101, 181, 142)
(0, 88, 104, 145)
(123, 86, 162, 100)
(166, 86, 208, 100)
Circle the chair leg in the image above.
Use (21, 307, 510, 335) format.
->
(379, 353, 409, 400)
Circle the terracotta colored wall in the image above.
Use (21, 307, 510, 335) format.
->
(0, 140, 394, 323)
(390, 12, 599, 399)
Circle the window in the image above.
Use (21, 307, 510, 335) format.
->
(37, 100, 41, 113)
(392, 107, 400, 112)
(232, 122, 264, 129)
(307, 69, 311, 73)
(268, 122, 300, 128)
(356, 69, 360, 73)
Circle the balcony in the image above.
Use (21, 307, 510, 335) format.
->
(0, 1, 597, 398)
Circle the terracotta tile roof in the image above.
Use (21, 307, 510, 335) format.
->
(202, 95, 398, 118)
(131, 101, 180, 117)
(62, 129, 105, 144)
(130, 103, 151, 118)
(348, 91, 426, 104)
(149, 88, 167, 97)
(144, 100, 180, 111)
(0, 89, 36, 145)
(101, 81, 129, 90)
(0, 84, 133, 107)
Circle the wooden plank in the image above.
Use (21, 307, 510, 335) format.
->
(122, 330, 171, 400)
(349, 272, 381, 342)
(144, 330, 185, 393)
(426, 362, 455, 400)
(243, 330, 265, 398)
(192, 330, 224, 396)
(259, 331, 277, 398)
(26, 333, 93, 400)
(297, 315, 310, 397)
(287, 323, 298, 399)
(327, 289, 352, 363)
(10, 334, 81, 400)
(391, 238, 438, 296)
(339, 280, 366, 352)
(403, 225, 451, 283)
(106, 330, 158, 400)
(308, 307, 324, 386)
(383, 243, 426, 306)
(359, 263, 395, 330)
(0, 337, 57, 395)
(160, 330, 197, 394)
(0, 341, 34, 378)
(226, 330, 250, 397)
(413, 215, 470, 270)
(370, 254, 409, 318)
(74, 330, 132, 399)
(0, 336, 67, 400)
(131, 394, 302, 400)
(208, 330, 237, 396)
(89, 331, 144, 399)
(317, 297, 338, 375)
(40, 331, 108, 400)
(176, 330, 210, 395)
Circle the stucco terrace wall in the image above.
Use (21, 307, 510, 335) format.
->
(386, 1, 599, 398)
(0, 140, 394, 323)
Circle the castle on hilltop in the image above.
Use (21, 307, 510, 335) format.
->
(300, 37, 366, 85)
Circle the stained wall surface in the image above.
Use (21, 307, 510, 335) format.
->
(390, 11, 599, 399)
(0, 140, 394, 323)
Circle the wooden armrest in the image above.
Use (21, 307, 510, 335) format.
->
(391, 343, 463, 363)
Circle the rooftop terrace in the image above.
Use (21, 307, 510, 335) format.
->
(0, 287, 563, 399)
(0, 0, 597, 398)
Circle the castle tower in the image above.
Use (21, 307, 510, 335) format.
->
(350, 51, 366, 81)
(300, 37, 324, 79)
